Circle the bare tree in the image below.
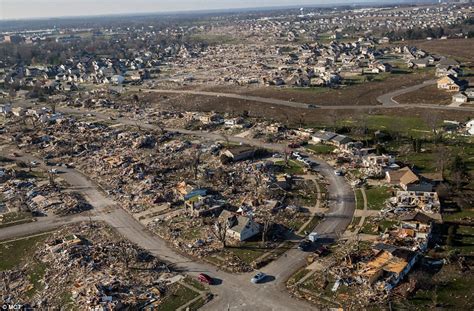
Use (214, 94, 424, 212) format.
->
(261, 218, 272, 246)
(434, 146, 449, 177)
(191, 149, 202, 181)
(211, 219, 227, 248)
(423, 113, 441, 145)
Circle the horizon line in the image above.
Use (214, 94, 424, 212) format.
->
(0, 0, 435, 23)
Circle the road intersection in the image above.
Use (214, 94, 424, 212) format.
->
(1, 108, 355, 310)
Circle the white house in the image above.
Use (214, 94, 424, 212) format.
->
(219, 210, 260, 241)
(452, 92, 468, 104)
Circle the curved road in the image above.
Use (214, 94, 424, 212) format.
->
(142, 82, 474, 112)
(376, 79, 437, 106)
(1, 108, 355, 310)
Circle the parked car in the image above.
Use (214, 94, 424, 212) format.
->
(298, 239, 312, 251)
(197, 273, 214, 285)
(251, 272, 266, 284)
(335, 169, 344, 176)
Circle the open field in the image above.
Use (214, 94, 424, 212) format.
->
(199, 70, 433, 106)
(399, 38, 474, 63)
(394, 84, 452, 106)
(143, 92, 474, 127)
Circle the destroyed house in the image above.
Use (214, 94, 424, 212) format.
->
(399, 212, 434, 251)
(359, 248, 418, 291)
(311, 131, 351, 147)
(311, 131, 337, 143)
(184, 188, 208, 201)
(395, 191, 440, 214)
(223, 146, 256, 162)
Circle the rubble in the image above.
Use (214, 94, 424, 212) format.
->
(1, 222, 173, 310)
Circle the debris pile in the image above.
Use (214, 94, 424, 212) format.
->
(1, 222, 172, 310)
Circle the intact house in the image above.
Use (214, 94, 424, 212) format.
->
(437, 75, 468, 92)
(218, 210, 260, 241)
(386, 167, 425, 191)
(436, 65, 462, 78)
(452, 92, 468, 104)
(409, 58, 430, 69)
(452, 88, 474, 104)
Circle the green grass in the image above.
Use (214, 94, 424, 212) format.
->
(355, 189, 364, 210)
(26, 262, 47, 298)
(404, 152, 436, 173)
(305, 144, 336, 154)
(287, 214, 308, 231)
(183, 276, 206, 292)
(396, 266, 474, 310)
(366, 115, 430, 138)
(360, 218, 398, 235)
(299, 215, 322, 233)
(364, 186, 392, 210)
(288, 268, 311, 286)
(0, 234, 50, 271)
(225, 240, 268, 265)
(350, 217, 361, 229)
(186, 295, 208, 311)
(443, 209, 474, 222)
(159, 284, 199, 311)
(1, 211, 32, 223)
(275, 160, 304, 175)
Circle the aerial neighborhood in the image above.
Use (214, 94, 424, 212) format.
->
(0, 2, 473, 310)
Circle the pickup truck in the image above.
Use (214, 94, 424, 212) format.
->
(308, 232, 319, 242)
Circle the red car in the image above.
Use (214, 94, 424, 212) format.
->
(197, 273, 213, 285)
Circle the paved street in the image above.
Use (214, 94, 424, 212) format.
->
(376, 79, 437, 106)
(0, 108, 355, 310)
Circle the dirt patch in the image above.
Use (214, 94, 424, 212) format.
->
(192, 71, 433, 106)
(393, 84, 453, 106)
(398, 38, 474, 63)
(140, 92, 474, 127)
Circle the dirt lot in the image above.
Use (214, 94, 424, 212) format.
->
(193, 70, 433, 106)
(141, 92, 474, 127)
(394, 84, 453, 106)
(397, 38, 474, 63)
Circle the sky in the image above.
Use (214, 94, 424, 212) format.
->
(0, 0, 378, 20)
